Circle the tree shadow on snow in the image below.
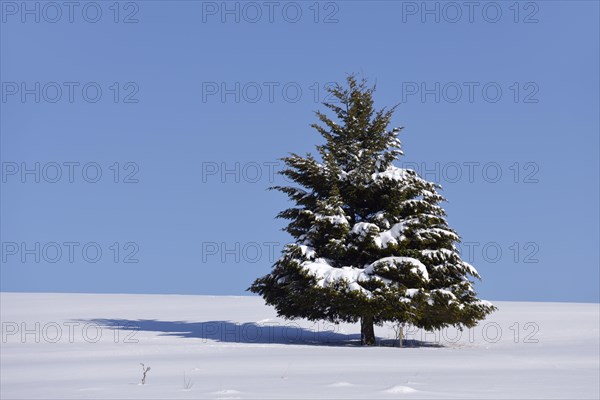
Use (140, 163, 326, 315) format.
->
(80, 318, 361, 346)
(79, 318, 444, 348)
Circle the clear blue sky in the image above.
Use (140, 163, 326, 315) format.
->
(1, 1, 598, 302)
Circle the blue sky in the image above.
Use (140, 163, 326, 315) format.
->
(1, 1, 598, 302)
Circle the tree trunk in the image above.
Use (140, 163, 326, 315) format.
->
(361, 315, 376, 346)
(398, 325, 403, 348)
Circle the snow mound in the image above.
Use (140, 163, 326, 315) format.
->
(383, 385, 418, 394)
(327, 382, 357, 387)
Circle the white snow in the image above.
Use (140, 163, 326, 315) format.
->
(415, 227, 459, 241)
(372, 165, 410, 181)
(371, 211, 390, 228)
(461, 261, 480, 277)
(314, 214, 349, 226)
(431, 289, 456, 299)
(300, 256, 429, 295)
(421, 248, 456, 258)
(1, 293, 598, 399)
(297, 245, 316, 259)
(476, 299, 495, 308)
(371, 256, 430, 281)
(302, 259, 371, 294)
(350, 221, 410, 249)
(383, 385, 419, 394)
(327, 381, 357, 387)
(350, 222, 379, 237)
(374, 222, 408, 248)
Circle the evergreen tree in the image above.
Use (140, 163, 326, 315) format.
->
(249, 75, 495, 345)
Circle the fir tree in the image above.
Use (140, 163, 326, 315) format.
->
(249, 75, 495, 346)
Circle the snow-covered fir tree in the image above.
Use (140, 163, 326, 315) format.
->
(249, 75, 495, 345)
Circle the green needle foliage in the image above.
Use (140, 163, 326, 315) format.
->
(249, 75, 495, 345)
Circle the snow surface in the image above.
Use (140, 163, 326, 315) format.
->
(1, 293, 598, 399)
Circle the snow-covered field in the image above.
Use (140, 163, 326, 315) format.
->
(1, 293, 598, 399)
